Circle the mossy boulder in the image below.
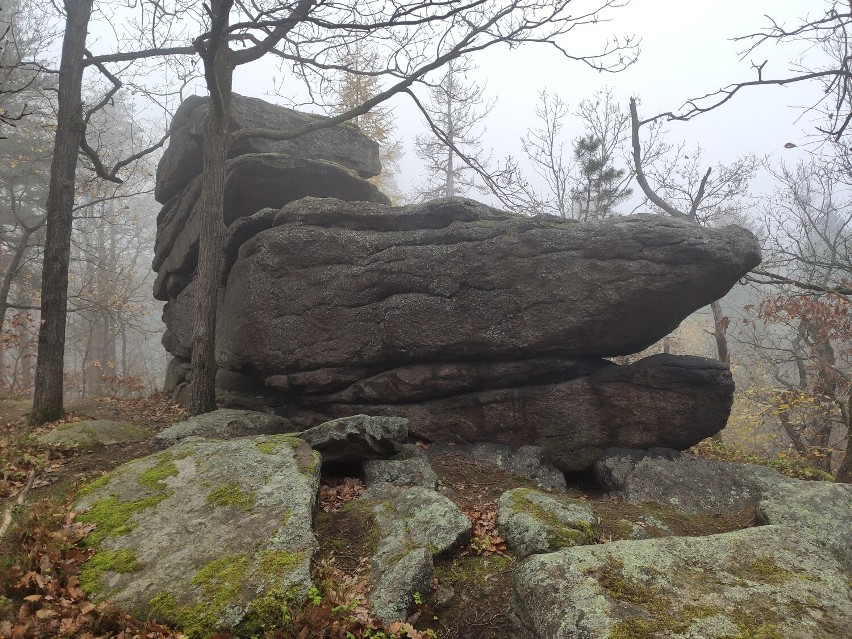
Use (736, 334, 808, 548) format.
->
(358, 483, 471, 623)
(509, 525, 852, 639)
(73, 434, 320, 639)
(363, 456, 438, 489)
(497, 488, 595, 558)
(149, 408, 293, 450)
(37, 420, 150, 450)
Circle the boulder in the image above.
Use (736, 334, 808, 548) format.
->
(593, 448, 852, 574)
(218, 198, 761, 374)
(155, 95, 382, 203)
(509, 526, 852, 639)
(322, 354, 735, 472)
(154, 153, 388, 301)
(37, 420, 150, 450)
(363, 457, 439, 489)
(359, 483, 471, 623)
(73, 435, 320, 639)
(427, 442, 566, 491)
(496, 488, 595, 558)
(297, 414, 408, 465)
(150, 408, 293, 450)
(594, 447, 795, 513)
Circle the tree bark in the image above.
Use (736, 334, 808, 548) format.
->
(30, 0, 93, 424)
(189, 0, 234, 415)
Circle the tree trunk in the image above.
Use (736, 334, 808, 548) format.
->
(189, 0, 233, 415)
(837, 432, 852, 483)
(709, 300, 730, 444)
(30, 0, 93, 424)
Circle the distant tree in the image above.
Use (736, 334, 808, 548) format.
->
(740, 159, 852, 480)
(498, 88, 650, 218)
(0, 0, 55, 132)
(414, 58, 493, 199)
(327, 42, 402, 199)
(570, 134, 631, 220)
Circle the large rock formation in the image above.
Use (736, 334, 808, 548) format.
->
(154, 95, 762, 471)
(155, 94, 382, 204)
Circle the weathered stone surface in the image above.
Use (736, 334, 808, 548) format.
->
(321, 354, 734, 472)
(593, 448, 852, 571)
(297, 414, 408, 464)
(155, 95, 382, 203)
(154, 153, 388, 301)
(292, 357, 609, 404)
(360, 483, 471, 623)
(594, 447, 795, 513)
(37, 420, 150, 450)
(218, 198, 760, 376)
(497, 488, 595, 558)
(363, 457, 438, 489)
(150, 409, 293, 451)
(74, 435, 320, 639)
(163, 357, 190, 394)
(758, 481, 852, 572)
(509, 526, 852, 639)
(428, 442, 566, 491)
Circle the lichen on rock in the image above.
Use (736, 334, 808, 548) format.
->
(497, 488, 595, 558)
(73, 434, 320, 638)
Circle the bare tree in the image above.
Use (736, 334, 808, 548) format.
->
(738, 159, 852, 479)
(496, 88, 659, 218)
(414, 58, 493, 199)
(30, 0, 194, 423)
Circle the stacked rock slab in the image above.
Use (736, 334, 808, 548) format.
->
(155, 95, 762, 471)
(154, 94, 388, 390)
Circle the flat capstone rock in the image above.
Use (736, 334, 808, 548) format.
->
(297, 414, 408, 464)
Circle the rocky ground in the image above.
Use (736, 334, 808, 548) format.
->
(0, 395, 848, 639)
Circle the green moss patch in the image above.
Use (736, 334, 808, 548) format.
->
(592, 499, 755, 542)
(76, 472, 113, 498)
(137, 453, 179, 490)
(509, 489, 595, 548)
(79, 548, 144, 595)
(206, 481, 256, 511)
(594, 556, 716, 639)
(78, 493, 172, 545)
(257, 549, 304, 578)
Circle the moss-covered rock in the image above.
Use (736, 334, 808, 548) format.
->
(497, 488, 595, 558)
(73, 434, 320, 638)
(37, 420, 149, 450)
(149, 408, 293, 450)
(358, 483, 470, 623)
(509, 525, 852, 639)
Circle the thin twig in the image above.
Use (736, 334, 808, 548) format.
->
(0, 468, 36, 540)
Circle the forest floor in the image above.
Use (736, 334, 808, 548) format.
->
(0, 394, 828, 639)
